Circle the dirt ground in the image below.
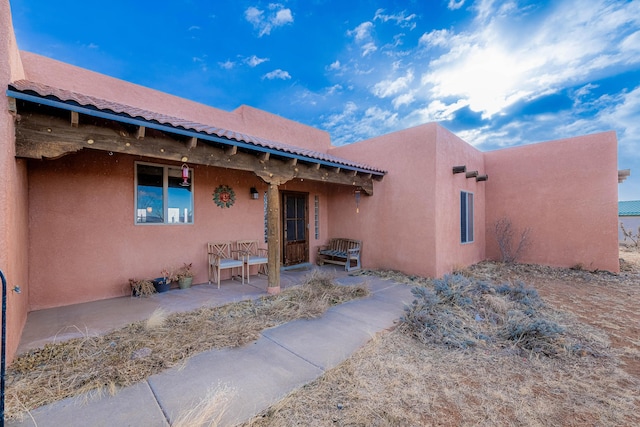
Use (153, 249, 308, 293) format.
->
(533, 246, 640, 378)
(244, 246, 640, 426)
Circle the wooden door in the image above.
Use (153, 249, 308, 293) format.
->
(282, 192, 308, 266)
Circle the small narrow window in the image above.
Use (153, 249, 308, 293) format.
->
(460, 191, 474, 243)
(136, 163, 193, 224)
(264, 191, 268, 244)
(314, 195, 319, 240)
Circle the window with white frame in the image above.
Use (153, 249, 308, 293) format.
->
(460, 191, 474, 243)
(135, 163, 193, 224)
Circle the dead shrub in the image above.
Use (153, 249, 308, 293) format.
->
(400, 274, 584, 358)
(620, 222, 640, 247)
(494, 217, 532, 263)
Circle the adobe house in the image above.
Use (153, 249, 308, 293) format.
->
(0, 1, 619, 362)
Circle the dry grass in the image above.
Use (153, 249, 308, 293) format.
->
(5, 270, 368, 420)
(245, 253, 640, 426)
(172, 384, 236, 427)
(245, 331, 639, 426)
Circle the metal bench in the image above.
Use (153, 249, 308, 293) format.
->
(317, 238, 362, 271)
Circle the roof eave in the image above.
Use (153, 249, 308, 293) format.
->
(7, 88, 386, 178)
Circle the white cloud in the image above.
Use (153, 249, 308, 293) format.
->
(326, 84, 343, 95)
(419, 0, 640, 118)
(392, 91, 415, 109)
(419, 29, 451, 48)
(328, 60, 342, 71)
(448, 0, 465, 10)
(374, 9, 417, 30)
(347, 22, 373, 42)
(245, 55, 269, 67)
(315, 0, 640, 156)
(322, 102, 398, 145)
(263, 69, 291, 80)
(372, 69, 414, 98)
(245, 4, 294, 37)
(188, 25, 200, 31)
(361, 42, 378, 57)
(219, 60, 235, 70)
(598, 86, 640, 154)
(273, 8, 293, 26)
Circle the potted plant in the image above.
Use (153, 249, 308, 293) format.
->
(176, 263, 195, 289)
(129, 278, 156, 297)
(154, 268, 176, 293)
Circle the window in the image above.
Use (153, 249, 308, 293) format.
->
(264, 191, 268, 243)
(460, 191, 474, 243)
(135, 163, 193, 224)
(314, 195, 319, 240)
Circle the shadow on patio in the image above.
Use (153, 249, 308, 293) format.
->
(17, 264, 349, 355)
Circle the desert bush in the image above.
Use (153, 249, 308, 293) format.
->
(620, 222, 640, 247)
(501, 311, 565, 356)
(129, 279, 155, 297)
(494, 217, 532, 263)
(400, 274, 569, 357)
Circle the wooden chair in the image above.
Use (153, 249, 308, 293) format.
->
(236, 240, 268, 284)
(207, 242, 244, 289)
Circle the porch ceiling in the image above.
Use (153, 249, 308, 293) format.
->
(7, 81, 385, 194)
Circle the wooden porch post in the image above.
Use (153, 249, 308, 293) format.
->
(266, 182, 281, 294)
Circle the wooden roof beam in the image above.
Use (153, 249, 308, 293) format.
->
(14, 112, 378, 195)
(71, 111, 79, 128)
(136, 126, 145, 140)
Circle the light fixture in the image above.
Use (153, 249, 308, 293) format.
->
(452, 165, 466, 174)
(180, 163, 191, 187)
(250, 187, 259, 199)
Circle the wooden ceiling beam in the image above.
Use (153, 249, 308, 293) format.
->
(14, 112, 376, 194)
(70, 111, 79, 128)
(136, 126, 146, 140)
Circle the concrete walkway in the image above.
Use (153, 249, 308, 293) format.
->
(8, 269, 414, 427)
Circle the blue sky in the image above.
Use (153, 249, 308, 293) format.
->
(9, 0, 640, 200)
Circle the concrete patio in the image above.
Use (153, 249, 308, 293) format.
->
(8, 265, 416, 426)
(17, 264, 346, 355)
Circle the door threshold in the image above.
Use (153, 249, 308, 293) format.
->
(281, 262, 313, 272)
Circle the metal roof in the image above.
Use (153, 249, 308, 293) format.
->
(7, 80, 386, 176)
(619, 200, 640, 216)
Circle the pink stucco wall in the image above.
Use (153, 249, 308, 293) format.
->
(484, 132, 619, 272)
(433, 126, 486, 276)
(27, 150, 335, 310)
(329, 124, 440, 276)
(329, 123, 487, 278)
(1, 0, 29, 363)
(19, 52, 331, 153)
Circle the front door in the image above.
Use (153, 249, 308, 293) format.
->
(282, 192, 308, 266)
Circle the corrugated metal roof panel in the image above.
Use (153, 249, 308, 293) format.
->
(619, 201, 640, 216)
(8, 80, 386, 174)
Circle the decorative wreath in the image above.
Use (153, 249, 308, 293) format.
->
(213, 185, 236, 208)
